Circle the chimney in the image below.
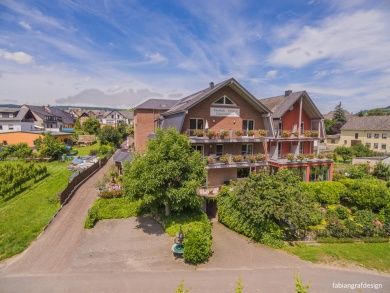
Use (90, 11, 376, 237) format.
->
(209, 81, 214, 89)
(285, 90, 292, 97)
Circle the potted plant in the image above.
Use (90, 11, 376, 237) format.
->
(219, 130, 229, 139)
(304, 130, 312, 137)
(311, 131, 319, 137)
(282, 130, 291, 138)
(207, 156, 216, 164)
(247, 130, 255, 137)
(258, 129, 267, 137)
(286, 153, 295, 162)
(248, 155, 256, 163)
(292, 131, 299, 137)
(235, 130, 243, 137)
(326, 153, 334, 160)
(317, 153, 325, 159)
(232, 155, 243, 162)
(207, 130, 216, 139)
(194, 129, 204, 137)
(306, 153, 315, 160)
(297, 154, 305, 161)
(255, 153, 265, 161)
(220, 154, 230, 164)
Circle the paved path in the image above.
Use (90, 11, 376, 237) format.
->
(0, 160, 389, 292)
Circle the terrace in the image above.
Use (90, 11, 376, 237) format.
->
(205, 153, 267, 169)
(187, 129, 269, 143)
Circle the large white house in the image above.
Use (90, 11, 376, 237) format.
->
(0, 107, 36, 133)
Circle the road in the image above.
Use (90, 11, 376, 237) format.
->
(0, 156, 389, 292)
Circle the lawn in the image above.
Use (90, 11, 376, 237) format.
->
(284, 242, 390, 272)
(0, 161, 71, 260)
(73, 143, 98, 156)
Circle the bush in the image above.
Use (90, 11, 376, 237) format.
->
(0, 143, 32, 160)
(99, 189, 123, 198)
(335, 205, 350, 220)
(339, 178, 390, 211)
(162, 211, 212, 264)
(326, 218, 349, 238)
(84, 198, 143, 228)
(300, 181, 347, 205)
(353, 210, 385, 237)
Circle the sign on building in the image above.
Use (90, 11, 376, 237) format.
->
(210, 107, 240, 117)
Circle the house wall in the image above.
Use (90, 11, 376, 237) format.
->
(280, 101, 311, 134)
(134, 109, 165, 153)
(340, 129, 390, 153)
(0, 132, 71, 147)
(182, 87, 267, 134)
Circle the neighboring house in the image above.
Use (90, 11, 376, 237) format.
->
(325, 134, 341, 150)
(24, 105, 75, 131)
(339, 116, 390, 154)
(101, 110, 134, 127)
(0, 107, 36, 133)
(133, 78, 334, 193)
(260, 90, 332, 182)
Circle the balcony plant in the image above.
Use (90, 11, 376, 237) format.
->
(258, 129, 267, 137)
(317, 153, 325, 159)
(306, 153, 315, 160)
(232, 155, 243, 162)
(219, 130, 229, 139)
(255, 153, 266, 161)
(326, 153, 334, 160)
(220, 154, 230, 164)
(297, 154, 305, 161)
(207, 156, 216, 164)
(248, 155, 256, 163)
(235, 130, 243, 137)
(194, 129, 204, 137)
(304, 130, 312, 137)
(207, 130, 216, 139)
(311, 130, 319, 137)
(247, 130, 255, 137)
(282, 130, 291, 138)
(286, 153, 295, 162)
(292, 131, 299, 137)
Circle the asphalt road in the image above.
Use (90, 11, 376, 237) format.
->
(0, 156, 389, 292)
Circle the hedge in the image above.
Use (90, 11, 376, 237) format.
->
(162, 211, 212, 264)
(300, 181, 347, 204)
(84, 198, 143, 228)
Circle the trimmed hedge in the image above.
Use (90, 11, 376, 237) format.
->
(300, 181, 347, 204)
(162, 211, 212, 264)
(84, 198, 143, 228)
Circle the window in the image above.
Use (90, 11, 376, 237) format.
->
(189, 118, 204, 130)
(355, 133, 359, 139)
(8, 124, 14, 130)
(344, 140, 347, 145)
(366, 143, 371, 148)
(331, 139, 336, 144)
(277, 142, 282, 158)
(242, 119, 254, 133)
(367, 133, 372, 138)
(310, 166, 329, 182)
(374, 143, 378, 149)
(374, 133, 380, 139)
(383, 133, 387, 139)
(237, 168, 250, 178)
(0, 125, 2, 130)
(213, 95, 235, 105)
(241, 144, 253, 155)
(216, 144, 223, 156)
(382, 144, 387, 150)
(277, 121, 283, 136)
(300, 122, 304, 134)
(192, 145, 204, 155)
(299, 142, 304, 154)
(9, 113, 14, 118)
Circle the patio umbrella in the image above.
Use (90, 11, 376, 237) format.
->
(205, 119, 209, 130)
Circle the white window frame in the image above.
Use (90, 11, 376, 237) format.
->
(367, 133, 372, 138)
(212, 95, 237, 106)
(189, 118, 204, 130)
(8, 124, 14, 130)
(192, 144, 204, 156)
(242, 119, 254, 134)
(241, 144, 253, 155)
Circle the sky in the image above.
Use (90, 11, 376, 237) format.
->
(0, 0, 389, 112)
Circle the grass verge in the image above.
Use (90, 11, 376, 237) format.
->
(0, 161, 70, 260)
(84, 197, 143, 228)
(284, 242, 390, 272)
(73, 143, 98, 156)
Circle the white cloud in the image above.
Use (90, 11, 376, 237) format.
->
(0, 49, 33, 64)
(18, 21, 31, 30)
(265, 70, 278, 79)
(269, 10, 390, 71)
(146, 52, 167, 64)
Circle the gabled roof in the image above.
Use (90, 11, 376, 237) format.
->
(134, 99, 178, 110)
(24, 105, 75, 124)
(0, 107, 36, 122)
(163, 78, 271, 116)
(104, 110, 134, 120)
(260, 91, 323, 119)
(341, 116, 390, 131)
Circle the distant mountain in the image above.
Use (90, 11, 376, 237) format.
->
(0, 104, 127, 111)
(0, 104, 20, 108)
(357, 106, 390, 116)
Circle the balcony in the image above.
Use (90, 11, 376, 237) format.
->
(206, 153, 267, 169)
(269, 153, 333, 165)
(274, 130, 322, 140)
(187, 129, 268, 143)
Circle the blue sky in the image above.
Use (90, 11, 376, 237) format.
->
(0, 0, 389, 112)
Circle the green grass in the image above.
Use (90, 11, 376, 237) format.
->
(84, 197, 143, 228)
(0, 161, 71, 260)
(284, 242, 390, 272)
(162, 211, 210, 236)
(73, 143, 99, 156)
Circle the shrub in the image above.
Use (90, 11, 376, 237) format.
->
(345, 164, 370, 179)
(99, 189, 123, 198)
(335, 205, 350, 220)
(339, 178, 390, 211)
(373, 162, 390, 181)
(353, 210, 385, 237)
(326, 218, 349, 238)
(300, 181, 347, 205)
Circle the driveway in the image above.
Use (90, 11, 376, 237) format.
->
(0, 160, 389, 292)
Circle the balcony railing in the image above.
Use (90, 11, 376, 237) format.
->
(206, 153, 267, 168)
(275, 130, 321, 139)
(270, 152, 333, 164)
(188, 129, 268, 140)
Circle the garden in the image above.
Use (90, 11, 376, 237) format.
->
(217, 163, 390, 271)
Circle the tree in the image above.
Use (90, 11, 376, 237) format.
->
(351, 143, 374, 157)
(333, 102, 347, 124)
(34, 133, 66, 159)
(98, 126, 122, 146)
(74, 119, 82, 131)
(324, 119, 336, 135)
(373, 162, 390, 181)
(82, 117, 101, 135)
(334, 146, 353, 162)
(123, 128, 205, 215)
